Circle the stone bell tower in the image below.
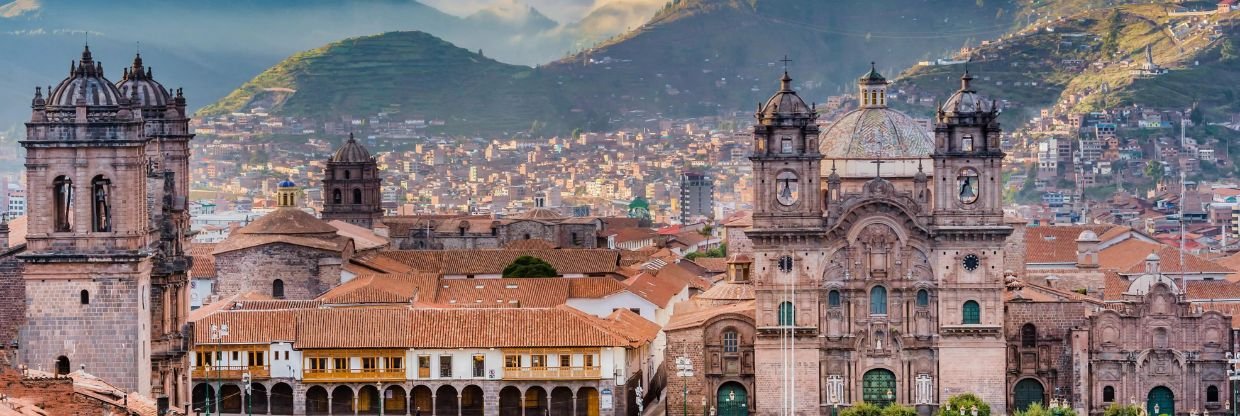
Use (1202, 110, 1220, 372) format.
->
(749, 70, 824, 415)
(321, 133, 384, 228)
(19, 46, 157, 396)
(929, 69, 1011, 413)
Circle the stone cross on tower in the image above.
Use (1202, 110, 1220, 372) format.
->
(870, 159, 888, 178)
(780, 55, 793, 72)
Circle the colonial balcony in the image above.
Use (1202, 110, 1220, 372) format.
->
(303, 368, 406, 383)
(191, 365, 269, 380)
(503, 366, 601, 380)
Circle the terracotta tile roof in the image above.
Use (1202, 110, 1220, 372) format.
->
(1113, 243, 1234, 275)
(318, 273, 424, 305)
(599, 308, 661, 347)
(194, 309, 299, 344)
(295, 308, 412, 349)
(665, 300, 755, 331)
(351, 253, 417, 274)
(721, 211, 752, 228)
(378, 249, 622, 275)
(379, 215, 463, 237)
(689, 257, 728, 273)
(1103, 270, 1128, 301)
(657, 262, 711, 291)
(568, 277, 628, 298)
(1097, 226, 1134, 243)
(434, 278, 570, 307)
(611, 228, 658, 244)
(696, 282, 755, 302)
(1005, 281, 1104, 305)
(623, 271, 687, 308)
(188, 242, 217, 278)
(230, 300, 323, 310)
(1185, 280, 1240, 300)
(237, 208, 338, 235)
(4, 215, 26, 247)
(212, 234, 351, 255)
(328, 220, 390, 251)
(1215, 251, 1240, 277)
(435, 218, 498, 234)
(187, 291, 274, 322)
(1025, 225, 1119, 264)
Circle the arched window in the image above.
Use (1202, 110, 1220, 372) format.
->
(80, 290, 89, 305)
(53, 176, 73, 232)
(1021, 323, 1037, 348)
(722, 331, 739, 353)
(352, 188, 362, 204)
(828, 290, 841, 307)
(916, 289, 929, 307)
(1103, 386, 1115, 402)
(332, 189, 342, 204)
(1208, 385, 1219, 402)
(869, 286, 887, 315)
(778, 301, 795, 326)
(90, 175, 111, 232)
(56, 356, 70, 375)
(272, 279, 284, 299)
(962, 300, 980, 324)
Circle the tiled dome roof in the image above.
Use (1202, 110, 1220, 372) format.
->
(278, 179, 297, 188)
(511, 208, 565, 220)
(48, 46, 122, 107)
(819, 107, 933, 158)
(330, 133, 373, 163)
(237, 208, 337, 235)
(116, 54, 171, 108)
(758, 72, 812, 120)
(941, 71, 994, 115)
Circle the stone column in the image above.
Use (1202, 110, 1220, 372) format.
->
(458, 393, 464, 416)
(354, 393, 360, 415)
(327, 396, 333, 415)
(431, 394, 436, 416)
(572, 393, 578, 416)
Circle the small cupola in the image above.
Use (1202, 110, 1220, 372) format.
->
(858, 62, 888, 108)
(276, 179, 299, 208)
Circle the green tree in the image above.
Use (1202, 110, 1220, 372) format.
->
(1144, 160, 1165, 184)
(944, 393, 991, 416)
(1222, 39, 1238, 62)
(881, 404, 918, 416)
(1102, 404, 1143, 416)
(1190, 105, 1204, 126)
(502, 256, 558, 278)
(840, 402, 883, 416)
(1101, 10, 1122, 56)
(1016, 403, 1079, 416)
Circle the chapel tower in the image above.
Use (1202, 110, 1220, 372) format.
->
(321, 133, 384, 228)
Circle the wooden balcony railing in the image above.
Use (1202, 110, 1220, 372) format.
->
(190, 365, 269, 380)
(503, 366, 601, 380)
(303, 368, 406, 382)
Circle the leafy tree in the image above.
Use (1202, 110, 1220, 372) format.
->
(881, 404, 918, 416)
(1222, 39, 1239, 62)
(840, 402, 883, 416)
(943, 393, 991, 416)
(502, 256, 558, 278)
(1144, 160, 1165, 184)
(1101, 10, 1122, 57)
(1190, 105, 1204, 126)
(1016, 403, 1079, 416)
(1102, 404, 1143, 416)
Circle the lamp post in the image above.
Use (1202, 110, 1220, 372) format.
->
(1228, 352, 1240, 416)
(831, 393, 840, 416)
(675, 357, 694, 416)
(242, 372, 252, 416)
(209, 323, 229, 416)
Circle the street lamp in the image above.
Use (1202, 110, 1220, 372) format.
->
(209, 323, 229, 416)
(971, 405, 979, 416)
(242, 372, 252, 416)
(675, 357, 694, 416)
(831, 392, 840, 416)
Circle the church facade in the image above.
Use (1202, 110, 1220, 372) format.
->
(16, 47, 194, 407)
(670, 65, 1011, 415)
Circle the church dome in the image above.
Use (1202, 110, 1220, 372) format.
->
(330, 133, 373, 163)
(940, 71, 993, 115)
(820, 64, 933, 159)
(116, 54, 171, 108)
(819, 108, 933, 158)
(278, 179, 297, 188)
(48, 46, 123, 107)
(758, 72, 812, 120)
(1124, 272, 1178, 296)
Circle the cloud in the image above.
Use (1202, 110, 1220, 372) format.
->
(0, 0, 40, 18)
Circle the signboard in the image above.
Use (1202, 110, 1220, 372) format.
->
(601, 388, 613, 410)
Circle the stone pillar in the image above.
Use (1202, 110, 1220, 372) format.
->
(458, 394, 463, 416)
(354, 393, 360, 415)
(431, 394, 436, 416)
(327, 396, 333, 415)
(572, 393, 578, 416)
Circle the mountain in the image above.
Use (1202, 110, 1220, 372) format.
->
(464, 0, 559, 33)
(891, 4, 1240, 125)
(198, 31, 573, 135)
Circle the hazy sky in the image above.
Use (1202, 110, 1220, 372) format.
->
(420, 0, 596, 23)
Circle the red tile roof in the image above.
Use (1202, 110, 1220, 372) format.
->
(377, 249, 622, 276)
(1025, 225, 1119, 264)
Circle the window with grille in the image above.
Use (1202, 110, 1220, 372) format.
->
(473, 355, 485, 377)
(870, 286, 887, 315)
(439, 356, 452, 378)
(723, 331, 739, 353)
(962, 300, 980, 324)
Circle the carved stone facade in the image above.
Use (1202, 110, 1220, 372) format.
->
(740, 68, 1010, 415)
(17, 47, 192, 407)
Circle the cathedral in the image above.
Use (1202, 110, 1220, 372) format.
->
(13, 46, 193, 407)
(669, 65, 1011, 415)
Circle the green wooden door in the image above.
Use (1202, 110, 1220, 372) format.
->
(863, 369, 897, 407)
(1147, 387, 1174, 416)
(717, 382, 748, 416)
(1013, 379, 1045, 412)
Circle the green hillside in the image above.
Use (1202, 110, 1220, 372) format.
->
(891, 4, 1240, 125)
(197, 31, 571, 135)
